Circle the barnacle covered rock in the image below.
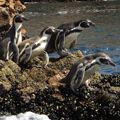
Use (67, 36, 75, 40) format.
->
(0, 51, 119, 120)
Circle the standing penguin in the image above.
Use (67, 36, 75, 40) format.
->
(46, 19, 95, 57)
(57, 19, 95, 48)
(18, 26, 58, 67)
(0, 14, 27, 63)
(63, 53, 116, 92)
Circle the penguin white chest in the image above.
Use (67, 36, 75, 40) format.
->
(84, 65, 99, 83)
(31, 42, 48, 58)
(33, 42, 47, 52)
(65, 33, 80, 41)
(15, 23, 23, 45)
(64, 33, 80, 48)
(17, 32, 22, 45)
(33, 35, 51, 52)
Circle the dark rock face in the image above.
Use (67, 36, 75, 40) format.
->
(0, 51, 119, 119)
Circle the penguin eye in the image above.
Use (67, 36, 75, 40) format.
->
(45, 29, 53, 34)
(14, 16, 22, 23)
(80, 22, 89, 28)
(99, 58, 108, 64)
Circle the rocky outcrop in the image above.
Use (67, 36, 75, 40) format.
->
(0, 0, 26, 35)
(0, 50, 119, 119)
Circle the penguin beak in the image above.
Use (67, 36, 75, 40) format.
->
(89, 22, 95, 27)
(108, 60, 116, 67)
(21, 15, 28, 21)
(22, 16, 28, 21)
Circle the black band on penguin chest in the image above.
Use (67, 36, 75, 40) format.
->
(85, 62, 96, 71)
(32, 43, 41, 50)
(65, 29, 82, 36)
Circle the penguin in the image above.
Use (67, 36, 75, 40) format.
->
(0, 14, 27, 63)
(63, 52, 116, 92)
(14, 15, 27, 46)
(18, 26, 58, 67)
(46, 28, 69, 57)
(46, 19, 95, 57)
(57, 19, 95, 51)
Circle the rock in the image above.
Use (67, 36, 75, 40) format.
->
(0, 0, 5, 6)
(14, 0, 26, 12)
(48, 71, 65, 88)
(0, 0, 26, 35)
(49, 50, 83, 70)
(0, 51, 119, 119)
(25, 50, 83, 90)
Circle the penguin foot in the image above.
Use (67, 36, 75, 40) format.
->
(41, 50, 49, 68)
(85, 79, 95, 91)
(43, 64, 48, 69)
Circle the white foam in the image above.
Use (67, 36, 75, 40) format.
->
(0, 111, 50, 120)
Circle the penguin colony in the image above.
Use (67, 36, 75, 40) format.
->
(0, 14, 116, 93)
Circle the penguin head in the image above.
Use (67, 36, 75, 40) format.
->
(13, 14, 27, 24)
(45, 26, 56, 35)
(94, 53, 116, 67)
(75, 19, 95, 28)
(40, 26, 60, 37)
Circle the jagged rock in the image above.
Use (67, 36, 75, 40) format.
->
(0, 51, 83, 104)
(0, 0, 26, 35)
(25, 50, 83, 90)
(0, 0, 5, 6)
(48, 71, 65, 88)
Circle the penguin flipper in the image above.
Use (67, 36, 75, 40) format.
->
(10, 42, 19, 64)
(1, 39, 11, 61)
(6, 41, 11, 60)
(23, 46, 32, 64)
(70, 67, 85, 92)
(19, 43, 30, 57)
(56, 31, 69, 57)
(19, 46, 32, 65)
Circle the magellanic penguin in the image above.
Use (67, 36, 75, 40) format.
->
(63, 53, 116, 92)
(46, 19, 95, 57)
(0, 14, 27, 63)
(18, 26, 58, 67)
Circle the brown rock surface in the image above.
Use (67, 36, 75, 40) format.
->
(0, 0, 26, 35)
(0, 0, 5, 6)
(0, 51, 119, 120)
(0, 51, 83, 104)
